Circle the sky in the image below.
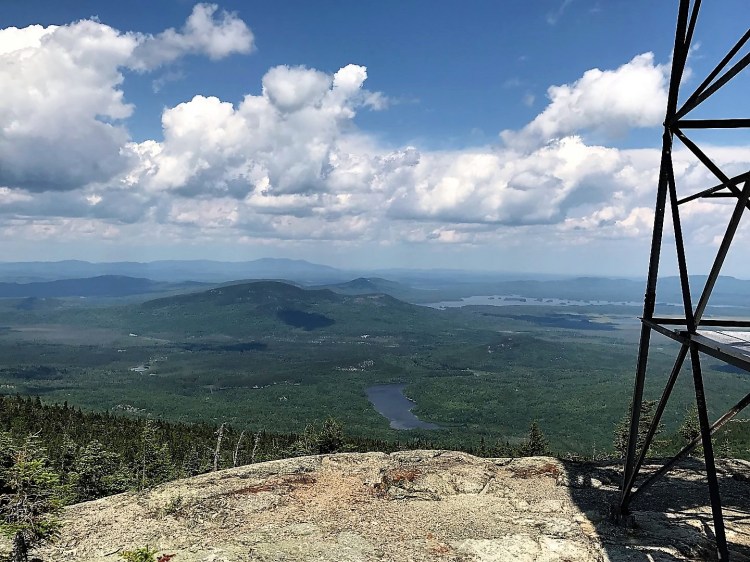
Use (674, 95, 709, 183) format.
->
(0, 0, 749, 276)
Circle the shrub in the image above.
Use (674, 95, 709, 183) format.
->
(120, 545, 157, 562)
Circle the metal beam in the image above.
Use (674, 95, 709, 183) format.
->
(620, 4, 750, 558)
(675, 30, 750, 120)
(693, 180, 750, 323)
(676, 27, 750, 118)
(677, 170, 750, 205)
(677, 119, 750, 128)
(629, 387, 750, 504)
(619, 0, 692, 512)
(650, 317, 750, 327)
(673, 129, 745, 201)
(690, 345, 728, 560)
(620, 343, 689, 505)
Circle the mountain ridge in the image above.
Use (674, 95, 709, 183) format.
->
(0, 275, 205, 298)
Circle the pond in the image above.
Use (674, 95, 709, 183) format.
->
(365, 383, 441, 430)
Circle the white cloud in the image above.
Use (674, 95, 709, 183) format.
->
(262, 66, 331, 113)
(0, 10, 747, 267)
(0, 4, 253, 192)
(0, 24, 56, 55)
(0, 20, 136, 191)
(386, 137, 629, 226)
(501, 53, 668, 150)
(131, 63, 385, 202)
(130, 3, 254, 70)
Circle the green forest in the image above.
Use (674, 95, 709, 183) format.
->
(0, 280, 749, 559)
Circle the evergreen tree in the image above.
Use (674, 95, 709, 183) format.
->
(519, 421, 549, 456)
(317, 418, 344, 454)
(492, 439, 515, 457)
(0, 434, 63, 556)
(477, 437, 487, 457)
(181, 446, 204, 477)
(138, 421, 174, 489)
(613, 400, 664, 458)
(71, 440, 124, 501)
(290, 424, 319, 457)
(55, 434, 78, 477)
(678, 405, 703, 457)
(718, 437, 732, 459)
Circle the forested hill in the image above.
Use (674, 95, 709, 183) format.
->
(143, 280, 341, 308)
(313, 277, 441, 302)
(132, 280, 441, 337)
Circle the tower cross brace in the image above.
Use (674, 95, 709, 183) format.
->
(619, 2, 750, 560)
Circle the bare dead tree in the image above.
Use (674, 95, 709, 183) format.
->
(250, 430, 262, 464)
(232, 430, 246, 468)
(213, 422, 225, 472)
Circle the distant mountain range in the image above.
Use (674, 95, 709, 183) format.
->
(0, 258, 348, 284)
(316, 275, 750, 307)
(0, 259, 580, 286)
(0, 275, 204, 299)
(0, 259, 748, 308)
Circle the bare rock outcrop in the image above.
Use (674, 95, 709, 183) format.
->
(35, 452, 750, 561)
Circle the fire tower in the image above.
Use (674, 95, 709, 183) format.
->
(619, 1, 750, 560)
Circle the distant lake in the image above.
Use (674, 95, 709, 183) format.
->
(422, 294, 750, 312)
(365, 383, 441, 430)
(423, 295, 641, 308)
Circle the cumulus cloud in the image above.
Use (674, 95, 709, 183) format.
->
(0, 20, 136, 191)
(131, 3, 254, 70)
(262, 66, 331, 112)
(1, 7, 747, 263)
(0, 4, 253, 192)
(501, 53, 669, 150)
(0, 24, 55, 55)
(130, 63, 385, 202)
(385, 137, 648, 226)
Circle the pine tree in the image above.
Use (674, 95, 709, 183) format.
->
(679, 405, 703, 457)
(71, 440, 124, 501)
(478, 437, 487, 457)
(519, 421, 549, 456)
(138, 421, 173, 489)
(55, 434, 78, 477)
(613, 400, 664, 458)
(291, 424, 319, 457)
(718, 437, 732, 459)
(181, 446, 203, 477)
(492, 439, 515, 457)
(317, 418, 344, 454)
(0, 434, 63, 557)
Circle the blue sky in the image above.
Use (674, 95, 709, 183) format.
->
(0, 1, 749, 275)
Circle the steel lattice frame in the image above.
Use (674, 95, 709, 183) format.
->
(619, 1, 750, 560)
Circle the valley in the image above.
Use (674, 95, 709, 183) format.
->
(0, 265, 748, 456)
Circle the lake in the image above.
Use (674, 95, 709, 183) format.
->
(365, 383, 441, 430)
(423, 294, 642, 308)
